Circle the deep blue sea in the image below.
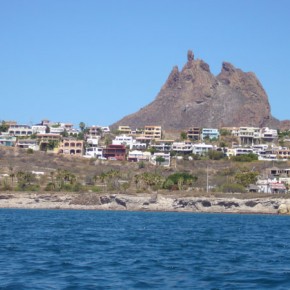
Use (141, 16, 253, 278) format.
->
(0, 210, 290, 290)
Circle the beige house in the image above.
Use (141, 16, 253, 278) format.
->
(58, 138, 84, 156)
(144, 126, 162, 140)
(118, 126, 132, 135)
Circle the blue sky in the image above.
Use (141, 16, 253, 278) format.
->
(0, 0, 289, 127)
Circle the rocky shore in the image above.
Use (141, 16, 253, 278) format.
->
(1, 192, 290, 215)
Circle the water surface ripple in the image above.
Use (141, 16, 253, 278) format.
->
(0, 209, 290, 289)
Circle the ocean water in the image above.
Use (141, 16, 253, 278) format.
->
(0, 210, 290, 290)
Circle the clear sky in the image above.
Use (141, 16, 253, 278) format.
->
(0, 0, 289, 127)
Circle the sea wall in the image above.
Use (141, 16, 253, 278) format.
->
(1, 192, 290, 214)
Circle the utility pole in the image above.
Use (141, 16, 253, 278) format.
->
(206, 165, 209, 193)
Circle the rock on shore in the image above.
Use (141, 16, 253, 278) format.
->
(0, 192, 289, 215)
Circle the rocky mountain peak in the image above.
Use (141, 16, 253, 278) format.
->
(187, 50, 194, 62)
(112, 51, 283, 130)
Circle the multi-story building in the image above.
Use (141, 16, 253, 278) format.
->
(86, 136, 100, 147)
(234, 147, 254, 156)
(275, 148, 290, 160)
(85, 147, 103, 158)
(0, 135, 17, 147)
(118, 126, 132, 135)
(201, 128, 220, 140)
(112, 134, 146, 150)
(37, 133, 61, 151)
(16, 139, 39, 151)
(112, 135, 134, 147)
(58, 138, 84, 156)
(127, 150, 151, 162)
(88, 125, 102, 136)
(37, 133, 61, 142)
(187, 127, 201, 141)
(32, 125, 47, 135)
(238, 127, 260, 144)
(8, 125, 33, 137)
(144, 126, 162, 140)
(260, 127, 278, 142)
(150, 140, 174, 152)
(171, 142, 193, 154)
(192, 143, 213, 155)
(131, 141, 147, 150)
(49, 127, 65, 134)
(103, 144, 126, 160)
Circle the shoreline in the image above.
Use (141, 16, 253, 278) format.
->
(1, 192, 290, 215)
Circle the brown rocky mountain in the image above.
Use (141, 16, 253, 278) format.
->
(112, 50, 284, 130)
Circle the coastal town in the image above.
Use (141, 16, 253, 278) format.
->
(1, 119, 290, 196)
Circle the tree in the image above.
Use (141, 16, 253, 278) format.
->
(47, 140, 59, 150)
(54, 169, 77, 191)
(134, 172, 164, 191)
(180, 131, 187, 140)
(138, 161, 145, 169)
(163, 172, 197, 190)
(79, 122, 86, 132)
(61, 129, 69, 138)
(207, 150, 225, 160)
(16, 171, 37, 191)
(220, 129, 231, 136)
(98, 169, 121, 191)
(0, 121, 8, 133)
(77, 132, 85, 140)
(155, 156, 165, 166)
(234, 171, 259, 187)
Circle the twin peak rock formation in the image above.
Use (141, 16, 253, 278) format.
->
(113, 50, 286, 131)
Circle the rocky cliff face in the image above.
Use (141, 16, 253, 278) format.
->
(112, 50, 281, 130)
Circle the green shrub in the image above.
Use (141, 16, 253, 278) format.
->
(163, 172, 197, 190)
(207, 150, 225, 160)
(163, 179, 174, 190)
(231, 153, 258, 162)
(1, 179, 11, 191)
(45, 182, 56, 191)
(219, 183, 246, 193)
(138, 161, 145, 169)
(17, 184, 40, 192)
(91, 186, 102, 193)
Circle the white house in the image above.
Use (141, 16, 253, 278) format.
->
(171, 142, 193, 154)
(49, 127, 65, 134)
(86, 136, 100, 147)
(8, 125, 32, 137)
(192, 143, 213, 155)
(234, 147, 254, 156)
(260, 127, 278, 142)
(256, 178, 287, 194)
(32, 125, 47, 135)
(84, 147, 103, 158)
(113, 135, 147, 150)
(16, 139, 39, 151)
(128, 150, 151, 162)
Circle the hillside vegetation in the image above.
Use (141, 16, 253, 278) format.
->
(1, 146, 289, 198)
